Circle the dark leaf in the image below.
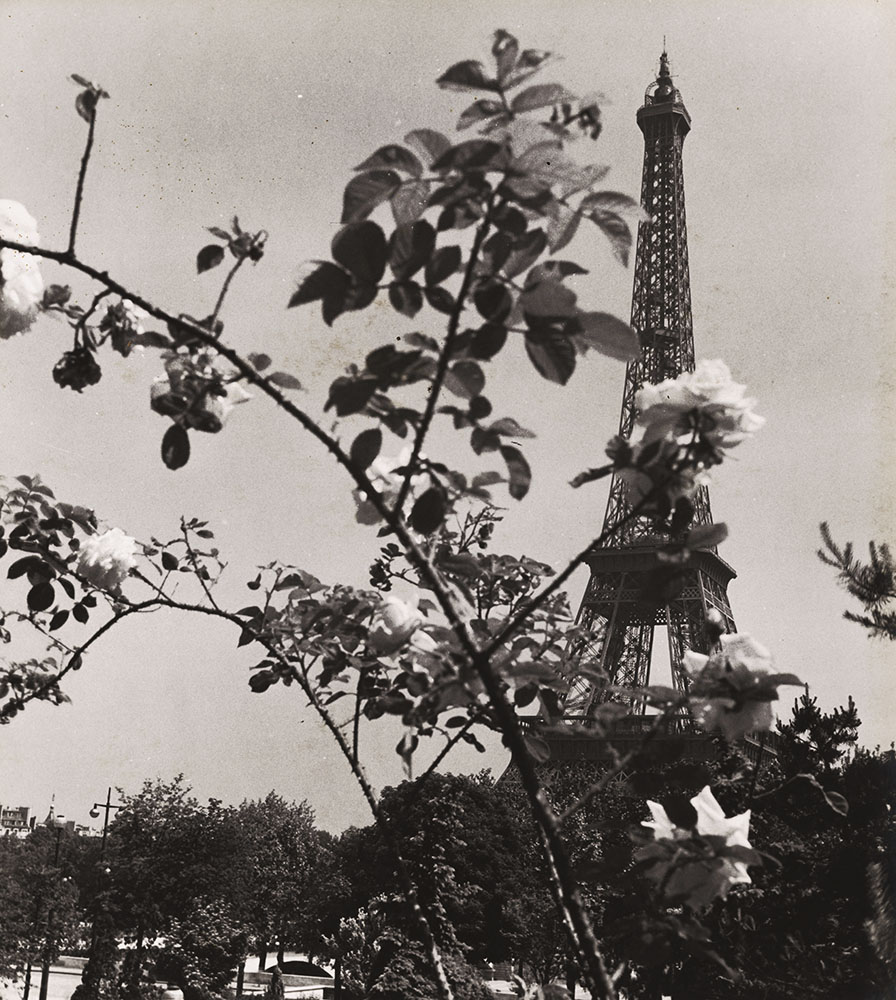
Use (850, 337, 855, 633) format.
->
(49, 610, 69, 631)
(288, 260, 350, 311)
(571, 311, 639, 361)
(473, 282, 512, 322)
(8, 556, 45, 580)
(471, 427, 500, 454)
(492, 204, 528, 235)
(510, 83, 574, 113)
(410, 488, 447, 535)
(196, 244, 225, 274)
(27, 582, 55, 613)
(248, 352, 272, 371)
(161, 423, 190, 470)
(239, 629, 258, 649)
(354, 144, 423, 177)
(350, 428, 383, 471)
(525, 329, 576, 384)
(405, 128, 451, 166)
(388, 282, 423, 318)
(469, 323, 507, 360)
(268, 371, 303, 390)
(332, 221, 388, 285)
(436, 60, 500, 94)
(326, 376, 379, 416)
(521, 279, 578, 319)
(72, 603, 89, 624)
(664, 795, 698, 830)
(425, 245, 462, 285)
(468, 395, 492, 420)
(424, 286, 456, 315)
(456, 99, 505, 130)
(501, 445, 531, 500)
(160, 550, 179, 572)
(249, 670, 276, 692)
(445, 361, 485, 400)
(341, 170, 401, 223)
(389, 220, 436, 281)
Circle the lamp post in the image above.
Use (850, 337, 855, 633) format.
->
(85, 789, 122, 1000)
(90, 788, 121, 857)
(37, 817, 68, 1000)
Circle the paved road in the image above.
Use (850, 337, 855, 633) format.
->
(1, 966, 82, 1000)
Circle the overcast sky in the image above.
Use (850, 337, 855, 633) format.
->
(1, 0, 893, 832)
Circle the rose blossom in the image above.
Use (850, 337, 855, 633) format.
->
(685, 632, 799, 742)
(353, 447, 428, 525)
(635, 359, 765, 452)
(369, 592, 434, 655)
(0, 200, 43, 339)
(76, 528, 138, 593)
(641, 786, 755, 908)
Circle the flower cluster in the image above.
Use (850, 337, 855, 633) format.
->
(368, 592, 436, 656)
(151, 349, 251, 433)
(614, 360, 764, 508)
(638, 786, 756, 910)
(685, 632, 800, 742)
(0, 200, 43, 340)
(76, 527, 138, 593)
(352, 448, 428, 525)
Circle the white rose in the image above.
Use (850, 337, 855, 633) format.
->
(76, 528, 138, 593)
(642, 786, 754, 907)
(686, 633, 782, 742)
(369, 592, 430, 655)
(685, 359, 747, 407)
(353, 447, 428, 525)
(0, 200, 43, 340)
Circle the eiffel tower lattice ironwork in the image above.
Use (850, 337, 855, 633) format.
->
(564, 52, 737, 720)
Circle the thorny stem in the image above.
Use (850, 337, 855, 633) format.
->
(68, 110, 96, 255)
(210, 252, 248, 331)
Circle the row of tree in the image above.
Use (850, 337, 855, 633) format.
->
(1, 691, 893, 1000)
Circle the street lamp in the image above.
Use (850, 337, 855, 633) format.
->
(90, 787, 121, 857)
(84, 789, 122, 1000)
(37, 816, 68, 1000)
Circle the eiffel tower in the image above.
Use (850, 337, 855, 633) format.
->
(560, 53, 741, 740)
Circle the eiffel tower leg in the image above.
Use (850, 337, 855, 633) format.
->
(666, 569, 736, 693)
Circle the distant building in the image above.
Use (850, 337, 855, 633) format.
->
(0, 804, 36, 837)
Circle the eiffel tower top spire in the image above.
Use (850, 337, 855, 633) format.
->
(601, 48, 710, 545)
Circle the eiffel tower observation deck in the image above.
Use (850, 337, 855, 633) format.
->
(546, 53, 772, 763)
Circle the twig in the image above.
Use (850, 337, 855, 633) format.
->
(210, 254, 247, 331)
(393, 193, 495, 517)
(68, 109, 97, 254)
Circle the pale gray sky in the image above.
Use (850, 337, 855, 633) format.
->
(1, 0, 893, 830)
